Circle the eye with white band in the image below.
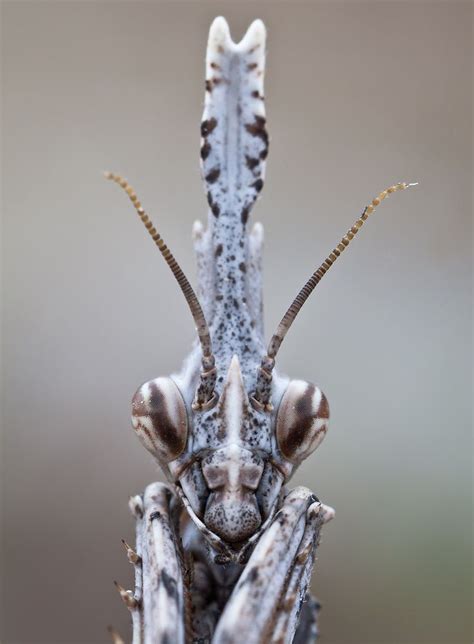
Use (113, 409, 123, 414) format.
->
(132, 377, 188, 463)
(276, 380, 329, 464)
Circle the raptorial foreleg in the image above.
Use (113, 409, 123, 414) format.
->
(129, 482, 189, 644)
(211, 486, 333, 644)
(270, 501, 324, 644)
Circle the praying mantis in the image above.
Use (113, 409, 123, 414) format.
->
(106, 16, 415, 644)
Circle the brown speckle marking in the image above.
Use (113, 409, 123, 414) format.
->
(210, 61, 221, 70)
(205, 79, 212, 92)
(238, 262, 246, 273)
(251, 90, 264, 100)
(201, 117, 218, 137)
(206, 190, 221, 217)
(205, 167, 221, 184)
(252, 178, 264, 193)
(247, 62, 258, 71)
(200, 141, 211, 160)
(241, 207, 249, 225)
(245, 115, 269, 147)
(245, 155, 259, 171)
(215, 244, 223, 257)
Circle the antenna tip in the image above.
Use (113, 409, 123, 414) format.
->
(406, 181, 419, 188)
(104, 171, 114, 180)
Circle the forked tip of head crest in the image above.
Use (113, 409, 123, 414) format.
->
(239, 18, 266, 50)
(208, 16, 231, 48)
(208, 16, 266, 53)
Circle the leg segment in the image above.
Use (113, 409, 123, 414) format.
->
(211, 486, 333, 644)
(270, 502, 321, 644)
(132, 482, 188, 644)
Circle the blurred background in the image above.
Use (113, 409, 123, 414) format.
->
(2, 1, 472, 643)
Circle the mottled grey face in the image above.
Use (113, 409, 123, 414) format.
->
(175, 355, 284, 546)
(201, 446, 264, 543)
(130, 355, 330, 553)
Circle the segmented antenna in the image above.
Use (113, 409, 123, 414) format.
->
(105, 172, 217, 409)
(252, 181, 418, 409)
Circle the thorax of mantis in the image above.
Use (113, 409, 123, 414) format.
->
(107, 16, 415, 644)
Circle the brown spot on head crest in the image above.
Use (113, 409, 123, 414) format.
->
(205, 167, 221, 184)
(245, 116, 269, 147)
(206, 189, 220, 216)
(201, 141, 211, 160)
(245, 155, 259, 171)
(201, 117, 217, 137)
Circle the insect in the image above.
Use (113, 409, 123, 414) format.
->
(106, 16, 416, 644)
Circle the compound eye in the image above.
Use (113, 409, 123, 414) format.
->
(132, 377, 188, 463)
(276, 380, 329, 464)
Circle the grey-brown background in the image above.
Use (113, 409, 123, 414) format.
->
(2, 1, 472, 642)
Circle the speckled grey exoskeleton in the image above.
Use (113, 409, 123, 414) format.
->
(106, 16, 416, 644)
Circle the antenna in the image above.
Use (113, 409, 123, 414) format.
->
(252, 181, 418, 409)
(105, 172, 217, 409)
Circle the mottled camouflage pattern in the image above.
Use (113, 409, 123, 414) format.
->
(123, 18, 334, 644)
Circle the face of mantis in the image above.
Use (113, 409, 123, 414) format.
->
(120, 16, 332, 553)
(108, 15, 412, 558)
(107, 15, 414, 642)
(131, 358, 329, 546)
